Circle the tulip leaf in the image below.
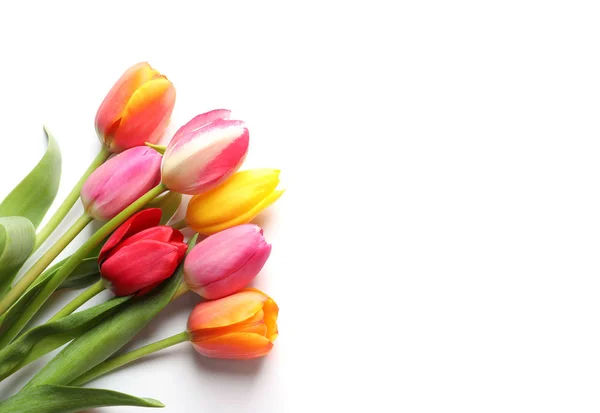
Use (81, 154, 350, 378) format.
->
(25, 235, 198, 388)
(0, 384, 163, 412)
(0, 217, 36, 295)
(0, 127, 61, 228)
(0, 253, 101, 343)
(58, 257, 100, 290)
(0, 294, 130, 381)
(147, 191, 182, 225)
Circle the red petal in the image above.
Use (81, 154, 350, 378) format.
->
(169, 229, 184, 244)
(174, 242, 189, 260)
(101, 240, 181, 296)
(99, 208, 162, 263)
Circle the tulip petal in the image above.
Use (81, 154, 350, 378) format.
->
(263, 298, 279, 341)
(99, 209, 162, 263)
(192, 332, 273, 359)
(81, 147, 162, 221)
(162, 118, 249, 195)
(187, 290, 268, 330)
(95, 62, 159, 142)
(184, 224, 271, 299)
(112, 78, 176, 151)
(171, 110, 231, 144)
(194, 189, 284, 235)
(174, 242, 189, 260)
(101, 240, 182, 296)
(187, 169, 280, 226)
(108, 226, 180, 257)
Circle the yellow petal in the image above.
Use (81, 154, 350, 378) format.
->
(192, 188, 285, 235)
(186, 169, 280, 230)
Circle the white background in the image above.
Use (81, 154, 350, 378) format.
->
(1, 1, 600, 412)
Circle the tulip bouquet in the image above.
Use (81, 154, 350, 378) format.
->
(0, 62, 283, 412)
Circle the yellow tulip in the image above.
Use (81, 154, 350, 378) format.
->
(186, 169, 284, 235)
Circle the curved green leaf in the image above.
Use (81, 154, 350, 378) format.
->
(0, 385, 163, 412)
(0, 295, 130, 381)
(0, 127, 62, 228)
(147, 191, 182, 225)
(0, 217, 36, 294)
(25, 236, 198, 388)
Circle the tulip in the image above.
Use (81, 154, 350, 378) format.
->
(187, 289, 278, 359)
(184, 224, 271, 299)
(96, 62, 176, 153)
(99, 208, 188, 296)
(186, 169, 284, 235)
(81, 147, 162, 221)
(161, 109, 249, 195)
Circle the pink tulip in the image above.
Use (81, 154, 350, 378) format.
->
(161, 109, 249, 195)
(81, 147, 162, 221)
(184, 224, 271, 299)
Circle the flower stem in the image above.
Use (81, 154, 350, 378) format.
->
(71, 331, 189, 386)
(170, 219, 187, 230)
(34, 147, 110, 251)
(0, 214, 93, 318)
(48, 280, 105, 322)
(0, 183, 168, 347)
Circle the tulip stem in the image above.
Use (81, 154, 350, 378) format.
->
(70, 331, 190, 386)
(48, 280, 106, 322)
(170, 219, 187, 230)
(0, 183, 168, 347)
(0, 214, 93, 318)
(34, 147, 110, 251)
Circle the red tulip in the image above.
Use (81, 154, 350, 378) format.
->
(99, 209, 188, 296)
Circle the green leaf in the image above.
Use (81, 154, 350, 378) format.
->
(0, 217, 36, 295)
(24, 236, 198, 388)
(0, 254, 101, 340)
(0, 385, 163, 412)
(58, 257, 100, 290)
(0, 295, 130, 381)
(0, 127, 62, 228)
(147, 191, 183, 225)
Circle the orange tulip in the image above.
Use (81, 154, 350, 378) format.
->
(95, 62, 176, 153)
(187, 289, 279, 359)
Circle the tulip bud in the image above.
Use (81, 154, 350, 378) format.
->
(186, 169, 284, 235)
(184, 225, 271, 300)
(99, 208, 188, 296)
(96, 62, 176, 153)
(161, 109, 249, 195)
(81, 147, 162, 221)
(187, 289, 278, 359)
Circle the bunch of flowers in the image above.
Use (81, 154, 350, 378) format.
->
(0, 62, 283, 411)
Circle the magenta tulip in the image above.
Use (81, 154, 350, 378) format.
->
(184, 224, 271, 299)
(161, 109, 249, 195)
(81, 147, 162, 221)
